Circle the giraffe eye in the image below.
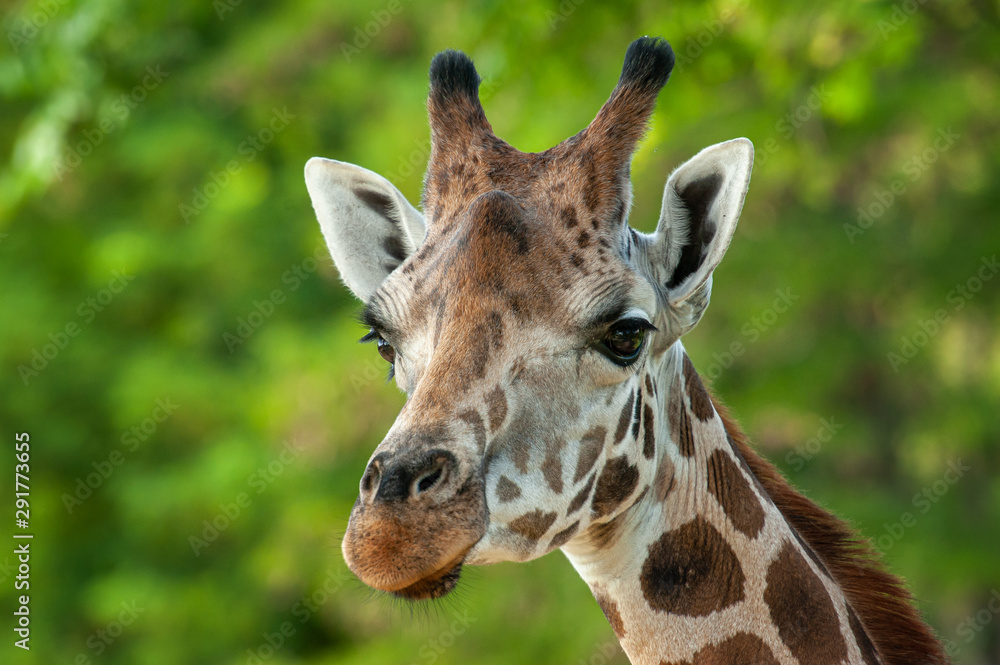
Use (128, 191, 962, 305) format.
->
(376, 336, 396, 364)
(360, 328, 397, 375)
(598, 319, 655, 366)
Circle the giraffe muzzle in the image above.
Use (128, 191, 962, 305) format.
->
(342, 447, 487, 600)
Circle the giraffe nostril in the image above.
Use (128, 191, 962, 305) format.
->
(413, 459, 447, 496)
(360, 460, 382, 495)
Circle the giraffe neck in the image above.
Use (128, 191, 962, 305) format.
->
(562, 343, 873, 665)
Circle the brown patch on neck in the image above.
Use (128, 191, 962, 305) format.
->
(764, 540, 847, 665)
(592, 585, 627, 638)
(711, 397, 948, 665)
(591, 455, 639, 518)
(661, 632, 779, 665)
(706, 448, 765, 539)
(640, 516, 745, 616)
(669, 384, 696, 457)
(653, 454, 676, 502)
(682, 354, 715, 421)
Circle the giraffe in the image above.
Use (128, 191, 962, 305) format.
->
(304, 37, 948, 665)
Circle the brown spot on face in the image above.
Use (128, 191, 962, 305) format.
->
(496, 475, 521, 503)
(847, 606, 881, 665)
(511, 438, 530, 474)
(640, 516, 744, 616)
(661, 632, 780, 665)
(592, 586, 626, 638)
(577, 230, 591, 248)
(653, 456, 675, 502)
(486, 385, 507, 432)
(463, 323, 492, 382)
(682, 355, 714, 421)
(457, 409, 487, 453)
(671, 391, 696, 457)
(567, 473, 595, 515)
(706, 449, 765, 539)
(509, 509, 557, 541)
(485, 310, 504, 352)
(642, 403, 656, 459)
(549, 521, 579, 549)
(591, 455, 639, 518)
(542, 438, 565, 494)
(574, 426, 605, 482)
(644, 373, 655, 396)
(764, 541, 847, 665)
(471, 190, 531, 255)
(560, 206, 578, 228)
(613, 391, 635, 446)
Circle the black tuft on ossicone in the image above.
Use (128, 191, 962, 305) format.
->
(618, 36, 675, 93)
(429, 50, 482, 100)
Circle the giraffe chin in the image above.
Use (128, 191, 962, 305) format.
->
(342, 508, 482, 601)
(386, 554, 466, 600)
(346, 545, 470, 601)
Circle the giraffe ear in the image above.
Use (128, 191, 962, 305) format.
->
(646, 138, 753, 334)
(305, 157, 426, 302)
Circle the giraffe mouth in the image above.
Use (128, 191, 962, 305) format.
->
(387, 551, 467, 600)
(341, 492, 485, 601)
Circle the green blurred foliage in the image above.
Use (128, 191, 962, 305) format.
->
(1, 0, 998, 663)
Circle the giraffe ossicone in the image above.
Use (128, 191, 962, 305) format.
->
(305, 37, 948, 665)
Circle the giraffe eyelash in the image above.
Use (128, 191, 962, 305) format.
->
(359, 327, 397, 381)
(358, 328, 381, 344)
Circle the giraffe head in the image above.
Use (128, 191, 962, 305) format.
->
(305, 38, 753, 600)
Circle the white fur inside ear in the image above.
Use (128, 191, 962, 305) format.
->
(639, 138, 753, 339)
(305, 157, 426, 302)
(660, 138, 753, 302)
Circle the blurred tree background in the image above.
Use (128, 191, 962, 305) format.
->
(1, 0, 998, 663)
